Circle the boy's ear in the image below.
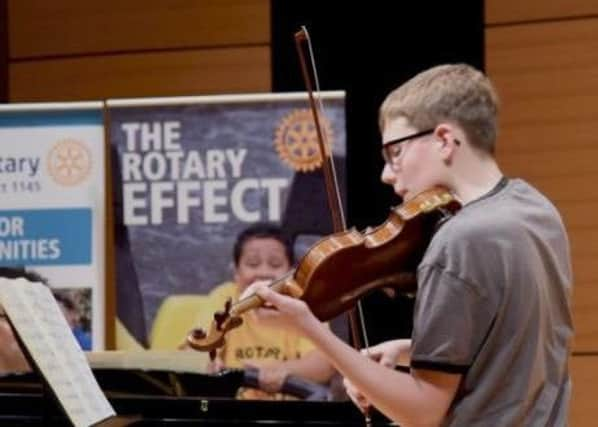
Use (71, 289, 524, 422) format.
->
(433, 122, 454, 144)
(434, 123, 460, 162)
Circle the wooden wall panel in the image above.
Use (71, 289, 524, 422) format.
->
(0, 0, 7, 101)
(498, 150, 598, 179)
(487, 18, 598, 155)
(8, 0, 269, 58)
(486, 0, 598, 25)
(573, 285, 598, 351)
(9, 46, 270, 101)
(573, 257, 598, 286)
(486, 17, 598, 353)
(570, 355, 598, 426)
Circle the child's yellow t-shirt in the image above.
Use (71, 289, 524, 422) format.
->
(201, 281, 317, 399)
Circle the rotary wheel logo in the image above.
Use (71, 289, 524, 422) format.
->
(47, 139, 92, 186)
(274, 109, 334, 172)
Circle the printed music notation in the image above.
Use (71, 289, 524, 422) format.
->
(0, 278, 115, 427)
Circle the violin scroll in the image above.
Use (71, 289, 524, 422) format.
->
(186, 298, 243, 352)
(186, 276, 300, 353)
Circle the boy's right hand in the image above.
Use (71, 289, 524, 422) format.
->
(343, 339, 412, 413)
(363, 338, 412, 368)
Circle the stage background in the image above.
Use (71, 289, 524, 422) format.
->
(1, 1, 597, 423)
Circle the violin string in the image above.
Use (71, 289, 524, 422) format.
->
(357, 301, 370, 350)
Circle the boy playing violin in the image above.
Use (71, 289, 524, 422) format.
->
(247, 64, 573, 426)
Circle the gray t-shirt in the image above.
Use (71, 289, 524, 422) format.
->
(411, 178, 573, 426)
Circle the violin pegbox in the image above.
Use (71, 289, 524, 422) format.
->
(186, 297, 244, 353)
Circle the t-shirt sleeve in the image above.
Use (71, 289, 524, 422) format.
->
(410, 263, 496, 374)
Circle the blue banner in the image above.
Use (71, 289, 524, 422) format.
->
(0, 208, 92, 266)
(0, 101, 106, 350)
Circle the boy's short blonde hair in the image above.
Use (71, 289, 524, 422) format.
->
(379, 64, 499, 153)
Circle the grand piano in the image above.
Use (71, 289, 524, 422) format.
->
(0, 351, 393, 426)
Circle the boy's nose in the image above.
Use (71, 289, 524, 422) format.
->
(381, 163, 396, 185)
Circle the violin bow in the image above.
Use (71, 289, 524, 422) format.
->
(294, 27, 371, 354)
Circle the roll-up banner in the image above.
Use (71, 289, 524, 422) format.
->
(0, 102, 105, 350)
(107, 92, 346, 349)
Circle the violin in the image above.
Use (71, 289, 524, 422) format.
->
(186, 186, 460, 352)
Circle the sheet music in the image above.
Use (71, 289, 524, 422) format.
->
(0, 278, 115, 427)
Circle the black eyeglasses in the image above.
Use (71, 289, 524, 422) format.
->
(381, 129, 435, 166)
